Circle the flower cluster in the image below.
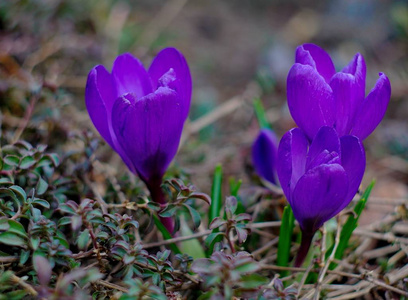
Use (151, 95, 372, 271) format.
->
(253, 44, 391, 266)
(85, 44, 391, 266)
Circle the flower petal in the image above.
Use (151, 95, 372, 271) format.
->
(148, 48, 192, 120)
(351, 73, 391, 140)
(342, 53, 366, 97)
(252, 129, 279, 185)
(332, 135, 366, 216)
(85, 65, 116, 148)
(296, 43, 336, 84)
(112, 88, 184, 183)
(287, 64, 335, 140)
(292, 164, 348, 233)
(277, 128, 309, 202)
(306, 126, 340, 170)
(112, 53, 153, 99)
(330, 72, 363, 136)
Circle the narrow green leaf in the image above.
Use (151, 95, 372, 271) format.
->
(229, 177, 242, 197)
(277, 205, 295, 277)
(328, 180, 375, 270)
(152, 214, 181, 255)
(209, 164, 223, 223)
(207, 164, 223, 256)
(253, 98, 270, 129)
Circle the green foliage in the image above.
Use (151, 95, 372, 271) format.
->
(253, 98, 271, 129)
(277, 205, 295, 277)
(206, 196, 251, 252)
(327, 180, 375, 269)
(192, 251, 268, 299)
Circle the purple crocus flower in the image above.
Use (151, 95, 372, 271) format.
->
(287, 43, 391, 141)
(252, 129, 279, 185)
(85, 48, 191, 233)
(277, 126, 365, 266)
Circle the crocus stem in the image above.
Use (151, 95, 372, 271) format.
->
(146, 179, 174, 235)
(294, 230, 316, 267)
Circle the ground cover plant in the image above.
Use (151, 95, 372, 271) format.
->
(1, 1, 408, 299)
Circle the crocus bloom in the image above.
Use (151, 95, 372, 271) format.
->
(287, 43, 391, 141)
(252, 129, 279, 185)
(276, 126, 365, 266)
(85, 48, 191, 233)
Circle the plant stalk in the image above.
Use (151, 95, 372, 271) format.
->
(294, 230, 315, 267)
(147, 179, 174, 235)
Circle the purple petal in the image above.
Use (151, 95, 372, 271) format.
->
(277, 128, 309, 203)
(292, 164, 348, 233)
(342, 53, 366, 96)
(85, 65, 136, 173)
(148, 48, 192, 120)
(85, 65, 116, 148)
(287, 64, 335, 140)
(351, 73, 391, 140)
(252, 129, 279, 185)
(306, 126, 340, 170)
(330, 72, 363, 136)
(296, 44, 336, 83)
(330, 135, 366, 216)
(112, 53, 153, 99)
(112, 87, 184, 183)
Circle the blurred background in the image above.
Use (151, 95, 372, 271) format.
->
(1, 0, 407, 224)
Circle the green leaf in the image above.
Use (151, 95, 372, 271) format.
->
(19, 156, 36, 169)
(6, 220, 28, 239)
(179, 217, 205, 259)
(152, 214, 181, 255)
(0, 232, 27, 248)
(234, 260, 260, 274)
(328, 180, 375, 270)
(253, 98, 271, 129)
(0, 188, 20, 210)
(36, 177, 48, 195)
(183, 204, 201, 230)
(158, 205, 179, 218)
(277, 205, 295, 277)
(47, 153, 60, 167)
(9, 186, 27, 203)
(19, 249, 30, 265)
(239, 273, 269, 289)
(229, 177, 242, 197)
(77, 229, 90, 250)
(57, 217, 73, 227)
(207, 164, 223, 256)
(32, 198, 50, 209)
(4, 155, 20, 167)
(209, 164, 223, 222)
(204, 232, 225, 248)
(30, 236, 40, 250)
